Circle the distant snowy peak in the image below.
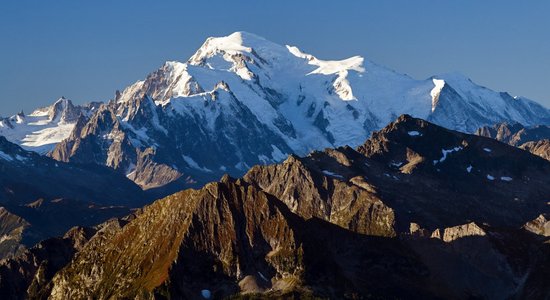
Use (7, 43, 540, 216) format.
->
(189, 31, 256, 63)
(5, 31, 550, 191)
(427, 72, 550, 131)
(72, 31, 550, 158)
(189, 31, 283, 65)
(0, 98, 99, 154)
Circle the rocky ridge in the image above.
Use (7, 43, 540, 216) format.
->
(1, 116, 549, 299)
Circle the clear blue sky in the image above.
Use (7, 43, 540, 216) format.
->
(1, 0, 549, 116)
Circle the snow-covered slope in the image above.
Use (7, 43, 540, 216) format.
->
(0, 98, 99, 154)
(13, 32, 550, 189)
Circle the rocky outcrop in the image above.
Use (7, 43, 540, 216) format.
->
(0, 208, 29, 259)
(440, 222, 486, 242)
(0, 226, 96, 299)
(244, 115, 550, 234)
(523, 214, 550, 237)
(476, 122, 550, 161)
(519, 139, 550, 161)
(243, 153, 397, 237)
(476, 122, 550, 146)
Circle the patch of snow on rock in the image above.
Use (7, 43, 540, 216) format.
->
(0, 151, 13, 161)
(183, 155, 212, 172)
(390, 161, 403, 167)
(433, 147, 463, 165)
(322, 170, 344, 179)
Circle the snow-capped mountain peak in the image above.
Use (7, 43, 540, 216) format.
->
(0, 98, 99, 154)
(4, 31, 550, 190)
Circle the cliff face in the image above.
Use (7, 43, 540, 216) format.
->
(243, 153, 397, 237)
(48, 177, 308, 299)
(519, 140, 550, 161)
(0, 208, 29, 259)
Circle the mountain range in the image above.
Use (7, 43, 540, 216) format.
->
(0, 115, 548, 299)
(2, 32, 550, 191)
(1, 32, 550, 299)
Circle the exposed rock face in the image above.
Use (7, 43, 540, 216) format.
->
(45, 178, 427, 299)
(523, 214, 550, 237)
(440, 222, 486, 242)
(356, 115, 550, 230)
(243, 153, 397, 237)
(48, 178, 309, 299)
(519, 139, 550, 161)
(44, 182, 550, 299)
(0, 226, 96, 300)
(476, 122, 550, 160)
(476, 122, 550, 146)
(244, 115, 550, 234)
(0, 208, 29, 259)
(8, 115, 543, 299)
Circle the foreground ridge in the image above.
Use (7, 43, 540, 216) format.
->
(1, 116, 549, 299)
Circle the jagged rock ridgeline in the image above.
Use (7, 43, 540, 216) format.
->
(1, 115, 549, 299)
(476, 122, 550, 161)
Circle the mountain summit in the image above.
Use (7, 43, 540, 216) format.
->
(3, 32, 550, 189)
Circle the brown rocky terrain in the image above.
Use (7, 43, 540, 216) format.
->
(246, 115, 550, 232)
(519, 140, 550, 161)
(1, 115, 549, 299)
(476, 122, 550, 161)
